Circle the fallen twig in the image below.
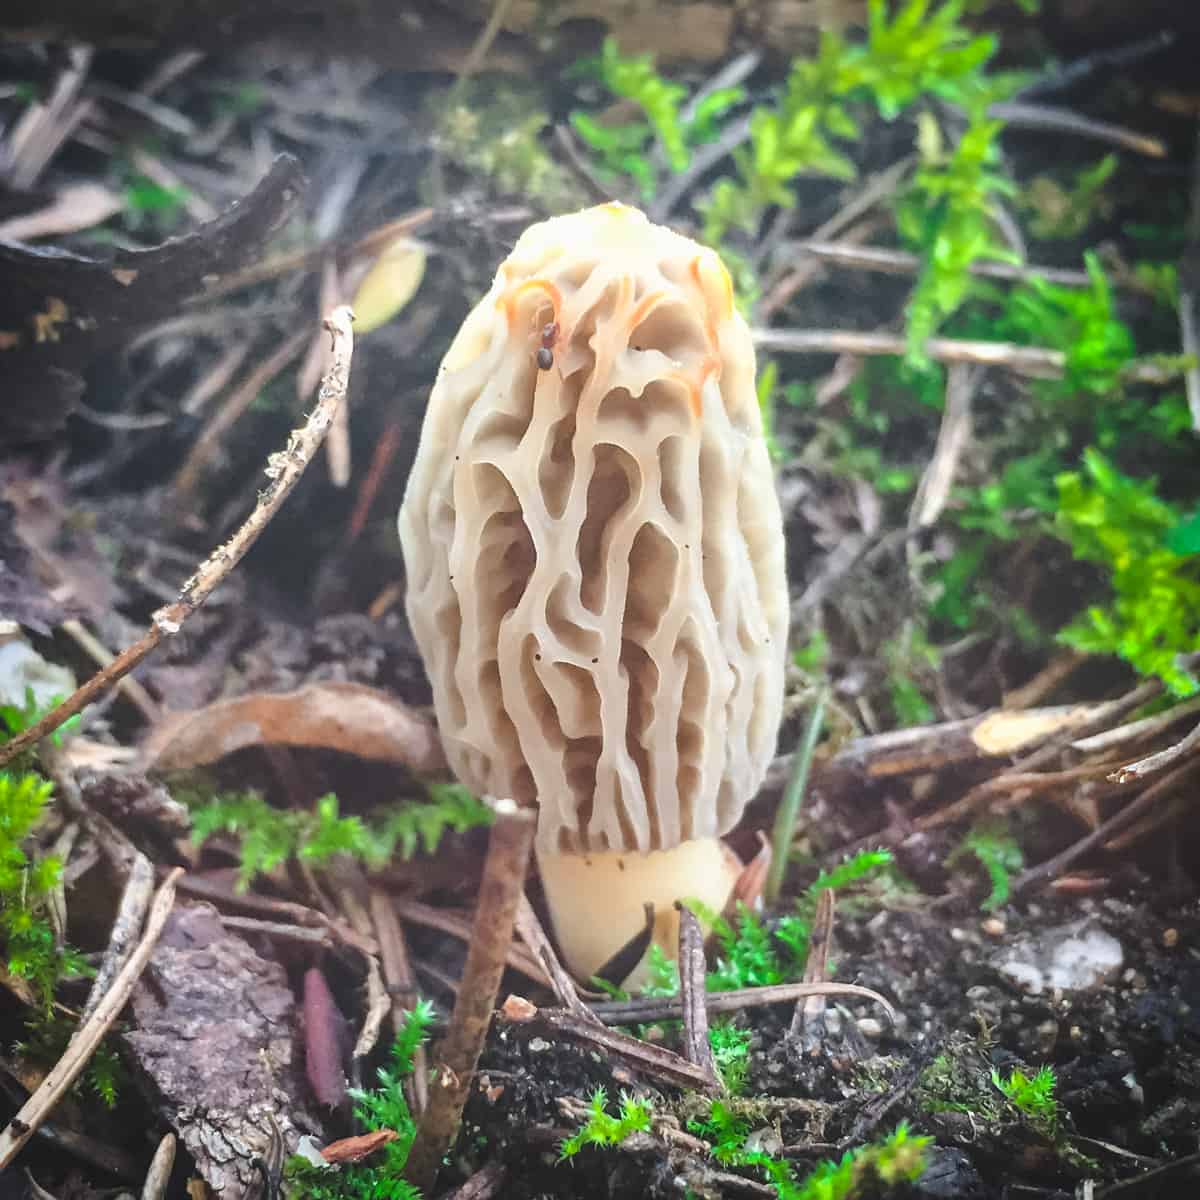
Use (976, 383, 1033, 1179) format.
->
(584, 978, 897, 1029)
(0, 306, 356, 769)
(392, 895, 551, 989)
(173, 872, 377, 956)
(81, 852, 154, 1021)
(751, 327, 1181, 385)
(369, 888, 428, 1115)
(990, 100, 1167, 159)
(786, 240, 1093, 289)
(515, 895, 596, 1020)
(1011, 757, 1200, 898)
(790, 888, 835, 1048)
(908, 363, 981, 530)
(0, 868, 184, 1169)
(1107, 718, 1200, 784)
(501, 995, 720, 1092)
(404, 800, 536, 1196)
(676, 904, 718, 1087)
(140, 1132, 176, 1200)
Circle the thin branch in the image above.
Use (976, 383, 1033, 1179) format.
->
(140, 1133, 176, 1200)
(515, 896, 595, 1020)
(990, 101, 1167, 158)
(786, 240, 1094, 289)
(0, 868, 184, 1169)
(1108, 718, 1200, 784)
(909, 363, 981, 531)
(676, 904, 718, 1087)
(1011, 758, 1200, 899)
(369, 888, 428, 1115)
(501, 996, 720, 1092)
(0, 306, 356, 769)
(404, 800, 536, 1196)
(81, 853, 154, 1021)
(751, 326, 1181, 385)
(790, 888, 835, 1047)
(587, 980, 897, 1028)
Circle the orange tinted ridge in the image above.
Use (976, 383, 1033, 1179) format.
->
(688, 254, 732, 353)
(500, 277, 564, 332)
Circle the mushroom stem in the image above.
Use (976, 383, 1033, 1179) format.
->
(536, 837, 742, 989)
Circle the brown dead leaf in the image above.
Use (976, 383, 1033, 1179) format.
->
(320, 1129, 398, 1164)
(141, 680, 446, 773)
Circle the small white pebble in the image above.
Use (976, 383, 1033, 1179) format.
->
(857, 1018, 883, 1039)
(981, 917, 1006, 938)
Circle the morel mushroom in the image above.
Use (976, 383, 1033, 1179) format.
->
(399, 203, 787, 982)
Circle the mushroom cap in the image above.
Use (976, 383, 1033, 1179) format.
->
(399, 202, 787, 857)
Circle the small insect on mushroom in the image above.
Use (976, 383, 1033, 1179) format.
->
(536, 320, 559, 370)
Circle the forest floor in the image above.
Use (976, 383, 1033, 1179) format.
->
(1, 4, 1199, 1199)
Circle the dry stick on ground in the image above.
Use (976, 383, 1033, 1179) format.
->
(1011, 757, 1200, 899)
(174, 873, 377, 956)
(404, 800, 537, 1196)
(392, 895, 551, 989)
(1107, 717, 1200, 784)
(1074, 695, 1200, 755)
(785, 240, 1094, 289)
(0, 868, 184, 1170)
(989, 100, 1166, 159)
(140, 1133, 176, 1200)
(501, 996, 720, 1093)
(0, 306, 356, 770)
(582, 978, 897, 1029)
(676, 904, 718, 1086)
(909, 363, 982, 531)
(790, 888, 835, 1047)
(515, 895, 596, 1020)
(751, 327, 1181, 385)
(369, 888, 429, 1116)
(81, 853, 154, 1021)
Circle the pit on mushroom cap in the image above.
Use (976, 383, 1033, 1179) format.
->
(399, 203, 787, 983)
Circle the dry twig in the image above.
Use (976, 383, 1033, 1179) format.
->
(676, 904, 718, 1086)
(1108, 718, 1200, 784)
(515, 896, 595, 1020)
(752, 327, 1180, 385)
(140, 1133, 176, 1200)
(81, 853, 154, 1021)
(0, 306, 356, 769)
(588, 978, 896, 1028)
(501, 996, 720, 1093)
(790, 888, 835, 1047)
(404, 800, 536, 1195)
(0, 868, 184, 1169)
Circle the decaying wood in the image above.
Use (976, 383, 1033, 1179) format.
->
(125, 902, 318, 1195)
(404, 800, 536, 1196)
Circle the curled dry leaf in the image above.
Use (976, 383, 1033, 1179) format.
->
(140, 680, 446, 773)
(320, 1129, 398, 1164)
